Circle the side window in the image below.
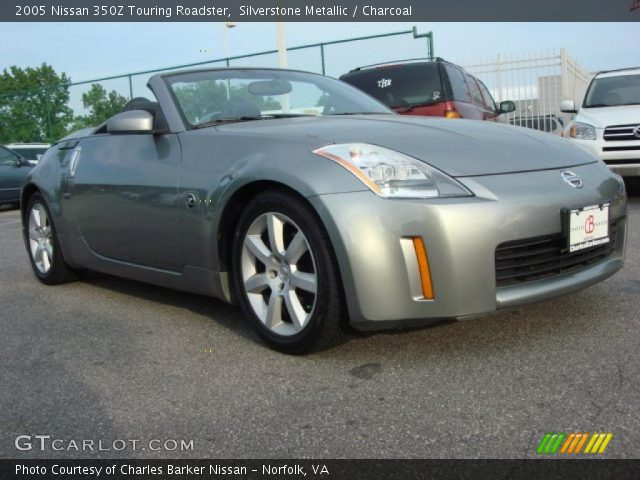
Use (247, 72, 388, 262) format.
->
(444, 65, 471, 103)
(477, 79, 497, 111)
(0, 147, 19, 166)
(465, 74, 485, 108)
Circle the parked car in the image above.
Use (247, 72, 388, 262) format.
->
(4, 143, 50, 166)
(0, 145, 32, 207)
(561, 67, 640, 177)
(22, 68, 626, 353)
(510, 115, 565, 136)
(339, 58, 515, 120)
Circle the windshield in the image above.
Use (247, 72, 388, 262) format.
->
(164, 69, 393, 127)
(340, 63, 445, 109)
(584, 74, 640, 108)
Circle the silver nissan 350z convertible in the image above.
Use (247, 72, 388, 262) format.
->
(21, 68, 627, 353)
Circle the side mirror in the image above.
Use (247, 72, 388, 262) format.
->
(560, 100, 577, 113)
(11, 156, 28, 167)
(499, 100, 516, 114)
(107, 110, 154, 134)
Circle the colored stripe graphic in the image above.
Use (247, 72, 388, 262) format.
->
(574, 433, 589, 453)
(538, 433, 612, 454)
(584, 433, 613, 454)
(537, 433, 565, 454)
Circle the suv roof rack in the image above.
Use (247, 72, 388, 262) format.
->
(347, 57, 435, 73)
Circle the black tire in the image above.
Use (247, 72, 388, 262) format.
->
(232, 191, 344, 354)
(24, 193, 83, 285)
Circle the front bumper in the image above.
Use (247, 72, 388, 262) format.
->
(309, 162, 626, 330)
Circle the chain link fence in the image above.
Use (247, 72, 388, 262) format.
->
(0, 27, 433, 143)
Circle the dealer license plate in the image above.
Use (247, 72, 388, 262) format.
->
(567, 204, 610, 253)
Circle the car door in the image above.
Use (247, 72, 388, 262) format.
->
(69, 126, 183, 271)
(0, 146, 30, 203)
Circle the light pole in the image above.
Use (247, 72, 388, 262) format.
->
(276, 21, 287, 68)
(222, 22, 236, 63)
(276, 22, 289, 111)
(221, 22, 236, 100)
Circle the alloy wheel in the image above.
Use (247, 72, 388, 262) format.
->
(28, 203, 54, 274)
(240, 212, 317, 336)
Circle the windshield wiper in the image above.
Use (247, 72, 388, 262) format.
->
(193, 113, 316, 128)
(193, 116, 263, 128)
(263, 113, 316, 118)
(391, 101, 436, 112)
(328, 112, 391, 116)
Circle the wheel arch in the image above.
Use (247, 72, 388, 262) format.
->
(20, 183, 42, 225)
(217, 180, 346, 307)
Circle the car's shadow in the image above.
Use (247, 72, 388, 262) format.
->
(75, 266, 608, 357)
(76, 269, 456, 351)
(78, 270, 262, 344)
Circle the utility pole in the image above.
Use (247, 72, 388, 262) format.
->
(276, 22, 287, 68)
(222, 22, 236, 65)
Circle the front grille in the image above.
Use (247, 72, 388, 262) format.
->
(604, 124, 640, 142)
(603, 146, 640, 152)
(495, 222, 618, 288)
(603, 159, 640, 165)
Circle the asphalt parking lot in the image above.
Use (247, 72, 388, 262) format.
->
(1, 191, 639, 459)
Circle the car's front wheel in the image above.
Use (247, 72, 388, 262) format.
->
(24, 193, 82, 285)
(232, 191, 344, 354)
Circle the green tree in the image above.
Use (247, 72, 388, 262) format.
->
(0, 63, 73, 143)
(71, 83, 128, 130)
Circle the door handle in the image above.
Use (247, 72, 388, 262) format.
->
(185, 192, 197, 209)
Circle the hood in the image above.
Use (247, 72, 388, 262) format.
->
(575, 104, 640, 129)
(215, 115, 598, 177)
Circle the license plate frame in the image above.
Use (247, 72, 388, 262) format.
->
(564, 203, 610, 253)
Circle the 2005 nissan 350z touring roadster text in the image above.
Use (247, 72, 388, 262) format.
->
(21, 68, 627, 353)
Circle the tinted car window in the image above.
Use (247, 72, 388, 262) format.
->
(443, 65, 471, 103)
(465, 74, 486, 108)
(0, 147, 19, 166)
(477, 80, 497, 111)
(341, 63, 445, 108)
(11, 147, 47, 160)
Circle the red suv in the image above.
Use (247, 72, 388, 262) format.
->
(340, 59, 516, 121)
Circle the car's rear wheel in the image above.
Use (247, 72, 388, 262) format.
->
(232, 191, 344, 354)
(24, 193, 82, 285)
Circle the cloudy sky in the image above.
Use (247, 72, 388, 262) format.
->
(1, 22, 638, 80)
(1, 22, 637, 113)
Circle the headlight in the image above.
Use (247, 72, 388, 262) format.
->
(312, 143, 472, 199)
(569, 122, 597, 140)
